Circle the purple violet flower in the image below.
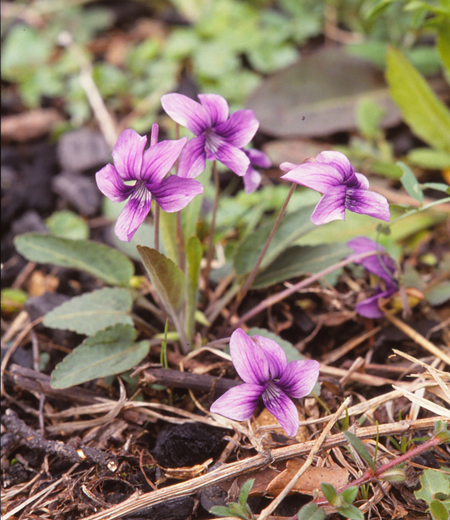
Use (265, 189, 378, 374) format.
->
(347, 237, 398, 318)
(210, 328, 320, 437)
(280, 151, 390, 225)
(243, 149, 271, 194)
(95, 126, 203, 241)
(161, 93, 259, 179)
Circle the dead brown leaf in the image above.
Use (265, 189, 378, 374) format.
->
(2, 109, 63, 142)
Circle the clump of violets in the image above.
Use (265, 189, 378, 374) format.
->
(210, 329, 320, 437)
(347, 237, 398, 318)
(161, 93, 260, 179)
(280, 151, 390, 225)
(95, 125, 203, 241)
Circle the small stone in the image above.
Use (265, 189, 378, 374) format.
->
(57, 129, 110, 172)
(52, 172, 101, 216)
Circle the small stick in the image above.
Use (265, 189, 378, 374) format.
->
(257, 397, 351, 520)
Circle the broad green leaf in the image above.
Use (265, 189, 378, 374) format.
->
(356, 97, 384, 140)
(51, 324, 149, 389)
(297, 502, 326, 520)
(43, 288, 133, 335)
(253, 243, 350, 289)
(437, 19, 450, 75)
(137, 246, 185, 317)
(341, 486, 359, 505)
(424, 280, 450, 306)
(407, 149, 450, 170)
(421, 183, 450, 194)
(159, 211, 179, 265)
(46, 210, 89, 240)
(430, 499, 450, 520)
(238, 479, 254, 507)
(14, 234, 134, 286)
(414, 468, 450, 506)
(185, 236, 203, 344)
(233, 205, 316, 275)
(344, 430, 375, 471)
(209, 506, 233, 518)
(386, 47, 450, 152)
(336, 504, 364, 520)
(320, 483, 337, 505)
(399, 162, 424, 203)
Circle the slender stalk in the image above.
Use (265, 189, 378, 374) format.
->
(203, 161, 220, 290)
(233, 250, 378, 329)
(227, 182, 296, 323)
(176, 211, 185, 272)
(154, 204, 160, 252)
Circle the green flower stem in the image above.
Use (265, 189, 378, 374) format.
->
(203, 161, 220, 291)
(176, 211, 185, 272)
(312, 433, 443, 508)
(233, 250, 379, 329)
(154, 203, 160, 252)
(227, 182, 296, 325)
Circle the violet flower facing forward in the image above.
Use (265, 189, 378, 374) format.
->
(243, 149, 271, 194)
(161, 93, 259, 179)
(280, 151, 390, 225)
(95, 127, 203, 241)
(347, 237, 398, 318)
(210, 329, 320, 437)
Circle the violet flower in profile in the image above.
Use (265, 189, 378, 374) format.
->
(347, 237, 398, 318)
(161, 93, 259, 179)
(243, 149, 271, 194)
(95, 126, 203, 241)
(210, 329, 320, 437)
(280, 151, 390, 225)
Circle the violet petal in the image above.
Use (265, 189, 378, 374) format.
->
(262, 384, 299, 437)
(355, 288, 396, 318)
(114, 183, 152, 241)
(316, 151, 354, 182)
(310, 185, 347, 225)
(230, 328, 270, 385)
(177, 135, 207, 178)
(243, 167, 261, 194)
(277, 360, 320, 399)
(112, 129, 147, 181)
(210, 383, 264, 421)
(141, 137, 187, 183)
(347, 237, 396, 284)
(161, 93, 211, 135)
(253, 335, 287, 379)
(246, 149, 271, 168)
(346, 189, 390, 222)
(281, 162, 344, 192)
(150, 176, 203, 212)
(214, 109, 259, 148)
(214, 141, 250, 177)
(95, 164, 134, 202)
(198, 94, 229, 126)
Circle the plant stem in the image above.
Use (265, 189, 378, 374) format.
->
(233, 250, 378, 329)
(176, 211, 185, 272)
(227, 182, 296, 324)
(204, 161, 220, 291)
(154, 204, 160, 252)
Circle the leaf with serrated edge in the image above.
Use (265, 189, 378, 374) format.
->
(14, 234, 134, 286)
(43, 288, 133, 335)
(51, 324, 149, 389)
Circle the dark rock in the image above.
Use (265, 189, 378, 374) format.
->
(1, 346, 33, 371)
(52, 172, 101, 216)
(57, 129, 110, 172)
(123, 496, 195, 520)
(11, 210, 48, 236)
(152, 422, 227, 468)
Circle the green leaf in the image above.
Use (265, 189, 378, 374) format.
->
(43, 288, 133, 335)
(415, 468, 450, 506)
(356, 97, 384, 140)
(1, 288, 28, 313)
(51, 324, 149, 389)
(253, 243, 350, 289)
(320, 483, 337, 505)
(238, 479, 254, 507)
(233, 205, 316, 276)
(385, 47, 450, 152)
(437, 19, 450, 75)
(407, 148, 450, 170)
(336, 504, 364, 520)
(430, 500, 450, 520)
(344, 431, 375, 472)
(137, 246, 185, 318)
(341, 486, 359, 505)
(297, 502, 326, 520)
(185, 236, 203, 344)
(14, 234, 134, 286)
(210, 505, 233, 518)
(46, 210, 89, 240)
(399, 161, 424, 203)
(159, 211, 179, 265)
(421, 182, 450, 194)
(425, 280, 450, 306)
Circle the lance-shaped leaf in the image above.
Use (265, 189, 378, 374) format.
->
(14, 234, 134, 286)
(43, 288, 133, 335)
(51, 324, 149, 389)
(297, 503, 326, 520)
(185, 236, 202, 344)
(344, 430, 375, 472)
